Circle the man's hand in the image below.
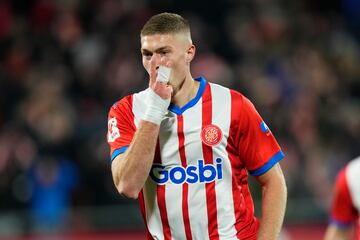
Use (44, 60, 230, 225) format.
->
(142, 61, 173, 125)
(149, 62, 173, 99)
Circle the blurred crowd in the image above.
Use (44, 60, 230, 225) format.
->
(0, 0, 359, 233)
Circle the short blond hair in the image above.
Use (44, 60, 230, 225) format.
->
(141, 12, 191, 36)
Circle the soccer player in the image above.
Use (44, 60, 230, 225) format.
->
(107, 12, 287, 240)
(324, 156, 360, 240)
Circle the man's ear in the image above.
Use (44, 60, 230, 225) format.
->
(186, 45, 196, 63)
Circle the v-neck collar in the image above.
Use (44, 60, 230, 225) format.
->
(168, 76, 207, 115)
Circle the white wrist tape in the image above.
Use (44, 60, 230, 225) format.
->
(142, 88, 171, 125)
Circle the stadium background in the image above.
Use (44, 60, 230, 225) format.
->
(0, 0, 359, 239)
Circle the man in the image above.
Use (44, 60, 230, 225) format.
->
(324, 156, 360, 240)
(107, 12, 287, 240)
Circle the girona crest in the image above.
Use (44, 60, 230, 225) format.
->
(201, 124, 223, 146)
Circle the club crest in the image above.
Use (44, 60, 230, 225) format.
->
(201, 124, 223, 146)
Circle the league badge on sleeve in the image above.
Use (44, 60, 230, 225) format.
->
(260, 121, 271, 136)
(201, 124, 223, 146)
(107, 117, 120, 142)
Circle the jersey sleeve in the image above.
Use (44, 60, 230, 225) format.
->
(107, 95, 136, 161)
(236, 95, 284, 176)
(330, 167, 358, 227)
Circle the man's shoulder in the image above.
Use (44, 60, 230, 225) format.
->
(345, 156, 360, 211)
(346, 156, 360, 186)
(112, 89, 148, 107)
(346, 156, 360, 188)
(209, 82, 245, 96)
(209, 82, 248, 105)
(109, 89, 148, 113)
(347, 156, 360, 172)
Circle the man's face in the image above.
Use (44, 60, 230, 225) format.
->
(141, 33, 193, 86)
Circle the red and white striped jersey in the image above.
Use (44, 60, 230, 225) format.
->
(107, 77, 284, 240)
(330, 156, 360, 239)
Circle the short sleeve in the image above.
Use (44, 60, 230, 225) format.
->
(236, 95, 284, 176)
(330, 167, 358, 227)
(107, 95, 136, 161)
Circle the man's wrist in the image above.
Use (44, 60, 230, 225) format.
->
(142, 88, 170, 125)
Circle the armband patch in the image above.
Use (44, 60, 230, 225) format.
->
(107, 117, 120, 142)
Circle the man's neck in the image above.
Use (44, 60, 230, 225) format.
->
(171, 74, 200, 108)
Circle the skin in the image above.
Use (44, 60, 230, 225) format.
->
(255, 163, 287, 240)
(324, 225, 353, 240)
(111, 32, 197, 198)
(141, 31, 197, 105)
(111, 30, 287, 239)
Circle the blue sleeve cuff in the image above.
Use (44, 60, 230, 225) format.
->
(329, 218, 353, 229)
(111, 146, 129, 161)
(249, 151, 285, 176)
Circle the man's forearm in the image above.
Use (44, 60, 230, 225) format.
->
(256, 164, 287, 240)
(112, 120, 160, 198)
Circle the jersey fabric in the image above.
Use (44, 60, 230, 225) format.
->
(330, 156, 360, 239)
(107, 76, 284, 240)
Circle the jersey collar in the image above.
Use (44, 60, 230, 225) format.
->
(168, 76, 207, 115)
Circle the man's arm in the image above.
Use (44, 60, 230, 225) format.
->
(323, 165, 356, 240)
(255, 163, 287, 240)
(111, 121, 160, 199)
(111, 61, 172, 199)
(324, 224, 353, 240)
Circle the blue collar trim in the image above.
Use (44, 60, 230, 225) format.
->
(169, 76, 207, 115)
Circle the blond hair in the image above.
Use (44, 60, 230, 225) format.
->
(141, 12, 191, 36)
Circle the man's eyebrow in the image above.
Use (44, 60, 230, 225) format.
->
(155, 46, 171, 52)
(141, 49, 152, 54)
(141, 46, 172, 53)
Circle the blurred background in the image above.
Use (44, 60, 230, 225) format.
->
(0, 0, 359, 239)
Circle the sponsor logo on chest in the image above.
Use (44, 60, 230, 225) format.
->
(150, 158, 223, 185)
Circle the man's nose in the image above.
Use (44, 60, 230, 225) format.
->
(150, 54, 160, 70)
